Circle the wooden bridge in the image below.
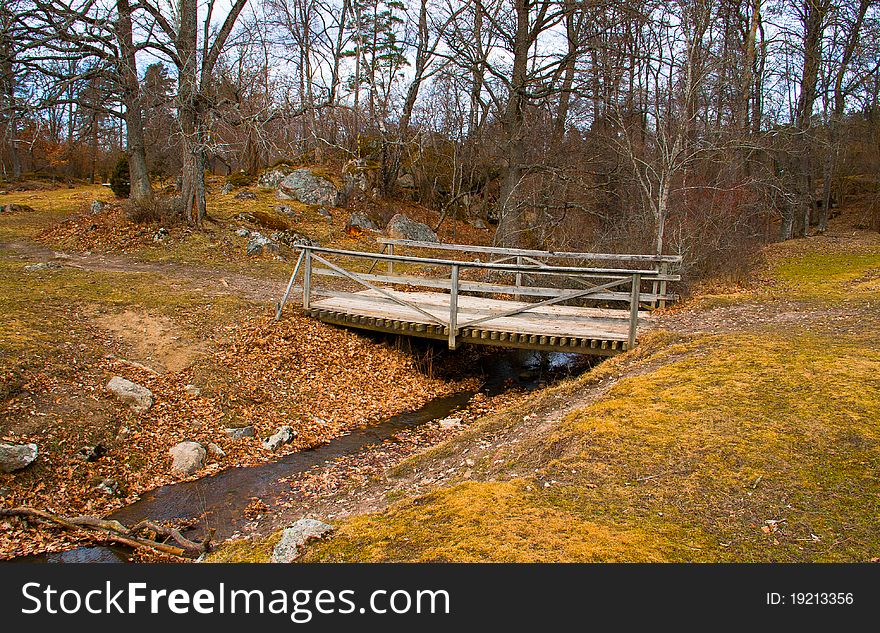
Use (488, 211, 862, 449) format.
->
(275, 239, 681, 355)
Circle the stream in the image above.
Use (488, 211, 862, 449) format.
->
(9, 350, 589, 563)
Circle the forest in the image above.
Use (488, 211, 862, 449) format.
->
(2, 0, 879, 280)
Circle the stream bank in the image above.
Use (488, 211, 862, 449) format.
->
(8, 348, 593, 563)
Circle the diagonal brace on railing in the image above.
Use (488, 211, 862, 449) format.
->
(458, 276, 635, 329)
(309, 252, 448, 326)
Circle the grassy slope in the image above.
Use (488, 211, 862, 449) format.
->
(294, 233, 880, 563)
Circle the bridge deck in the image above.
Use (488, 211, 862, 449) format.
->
(307, 289, 650, 355)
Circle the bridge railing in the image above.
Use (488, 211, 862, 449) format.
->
(374, 239, 682, 307)
(276, 242, 681, 350)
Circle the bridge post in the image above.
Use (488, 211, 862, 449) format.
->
(449, 264, 459, 349)
(628, 273, 641, 350)
(659, 262, 668, 309)
(515, 256, 523, 301)
(302, 248, 312, 310)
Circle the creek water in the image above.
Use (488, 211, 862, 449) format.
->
(9, 350, 588, 563)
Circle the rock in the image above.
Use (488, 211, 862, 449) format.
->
(270, 518, 334, 562)
(386, 213, 439, 243)
(90, 200, 104, 214)
(221, 183, 235, 194)
(469, 218, 488, 230)
(396, 173, 416, 189)
(234, 190, 257, 200)
(439, 417, 463, 429)
(235, 228, 251, 238)
(169, 441, 206, 475)
(225, 426, 255, 439)
(346, 212, 379, 231)
(317, 207, 332, 221)
(237, 211, 256, 223)
(262, 425, 296, 451)
(76, 444, 106, 462)
(0, 443, 38, 473)
(2, 203, 37, 214)
(184, 384, 201, 396)
(258, 168, 290, 189)
(105, 377, 153, 413)
(152, 227, 169, 242)
(277, 169, 339, 206)
(206, 443, 225, 459)
(246, 232, 279, 257)
(275, 204, 293, 215)
(95, 479, 122, 497)
(24, 262, 62, 272)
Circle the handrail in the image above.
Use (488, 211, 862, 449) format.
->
(292, 244, 678, 279)
(376, 238, 682, 265)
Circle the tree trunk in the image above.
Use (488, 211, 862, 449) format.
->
(177, 0, 206, 225)
(116, 0, 153, 205)
(494, 0, 530, 247)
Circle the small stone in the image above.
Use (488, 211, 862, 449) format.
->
(206, 443, 225, 459)
(0, 443, 38, 473)
(184, 384, 201, 396)
(439, 417, 463, 429)
(169, 441, 206, 475)
(24, 262, 62, 271)
(262, 425, 296, 451)
(275, 204, 293, 215)
(152, 227, 169, 242)
(105, 377, 153, 414)
(318, 207, 332, 220)
(221, 183, 235, 194)
(246, 232, 279, 257)
(95, 479, 122, 497)
(76, 444, 106, 462)
(225, 426, 255, 439)
(90, 200, 104, 214)
(235, 190, 257, 200)
(271, 518, 334, 562)
(236, 228, 250, 238)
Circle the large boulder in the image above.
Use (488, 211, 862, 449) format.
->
(386, 214, 439, 243)
(271, 518, 334, 562)
(277, 169, 339, 207)
(346, 212, 378, 232)
(0, 443, 38, 473)
(106, 377, 153, 414)
(262, 425, 296, 451)
(169, 441, 206, 475)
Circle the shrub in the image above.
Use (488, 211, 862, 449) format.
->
(110, 155, 131, 198)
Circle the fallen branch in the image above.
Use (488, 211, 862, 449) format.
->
(0, 507, 211, 559)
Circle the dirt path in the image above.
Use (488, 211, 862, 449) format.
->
(0, 239, 288, 304)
